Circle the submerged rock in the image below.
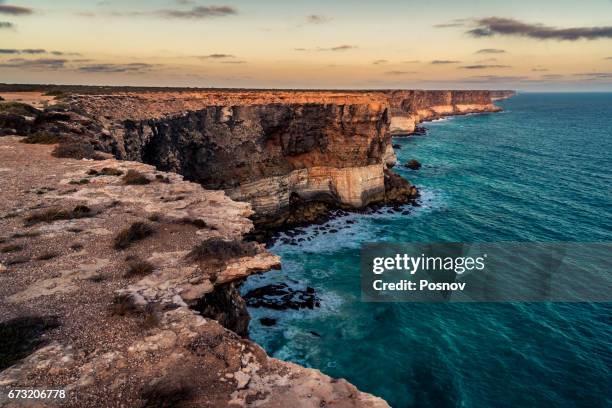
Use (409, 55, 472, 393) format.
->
(405, 159, 422, 170)
(243, 283, 320, 310)
(259, 317, 277, 327)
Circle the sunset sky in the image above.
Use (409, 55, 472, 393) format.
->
(1, 0, 611, 90)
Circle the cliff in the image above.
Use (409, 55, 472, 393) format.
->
(0, 137, 389, 408)
(67, 91, 416, 229)
(384, 90, 509, 134)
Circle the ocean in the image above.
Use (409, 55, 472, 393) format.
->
(242, 93, 612, 407)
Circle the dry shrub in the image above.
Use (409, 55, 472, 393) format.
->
(1, 244, 23, 253)
(125, 259, 155, 277)
(123, 169, 150, 185)
(113, 222, 154, 250)
(99, 167, 123, 176)
(21, 132, 62, 144)
(187, 237, 258, 263)
(52, 140, 98, 160)
(37, 252, 59, 261)
(25, 205, 92, 226)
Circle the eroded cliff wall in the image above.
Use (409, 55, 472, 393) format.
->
(68, 93, 414, 228)
(384, 90, 509, 134)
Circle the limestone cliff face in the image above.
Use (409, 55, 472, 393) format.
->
(81, 96, 407, 227)
(385, 90, 506, 134)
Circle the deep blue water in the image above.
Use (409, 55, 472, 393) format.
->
(243, 93, 612, 407)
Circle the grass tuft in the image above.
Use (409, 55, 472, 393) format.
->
(25, 205, 92, 226)
(100, 167, 124, 176)
(125, 259, 155, 277)
(113, 222, 154, 250)
(1, 244, 23, 253)
(123, 169, 150, 185)
(187, 237, 258, 263)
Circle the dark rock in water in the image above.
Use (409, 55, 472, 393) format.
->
(259, 317, 277, 327)
(383, 169, 419, 204)
(244, 283, 320, 311)
(309, 331, 321, 338)
(392, 144, 402, 150)
(405, 159, 422, 170)
(328, 228, 338, 233)
(412, 126, 427, 135)
(401, 210, 411, 215)
(346, 220, 355, 224)
(411, 201, 422, 207)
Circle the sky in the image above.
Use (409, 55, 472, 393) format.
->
(1, 0, 612, 90)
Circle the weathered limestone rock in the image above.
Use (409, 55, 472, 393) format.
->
(0, 138, 388, 407)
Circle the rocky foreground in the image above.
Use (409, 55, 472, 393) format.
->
(0, 88, 511, 407)
(0, 137, 388, 407)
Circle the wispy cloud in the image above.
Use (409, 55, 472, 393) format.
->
(402, 60, 420, 64)
(0, 58, 67, 69)
(433, 18, 469, 28)
(0, 4, 33, 15)
(385, 70, 417, 75)
(324, 45, 356, 51)
(468, 17, 612, 41)
(431, 60, 460, 64)
(464, 75, 529, 83)
(220, 60, 247, 64)
(198, 53, 235, 59)
(460, 64, 511, 69)
(476, 48, 506, 54)
(295, 45, 358, 52)
(573, 72, 612, 79)
(0, 21, 13, 28)
(77, 63, 155, 73)
(306, 14, 332, 24)
(531, 68, 549, 72)
(0, 48, 80, 56)
(373, 59, 388, 65)
(156, 5, 237, 19)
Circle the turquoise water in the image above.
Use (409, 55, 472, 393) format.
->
(243, 93, 612, 407)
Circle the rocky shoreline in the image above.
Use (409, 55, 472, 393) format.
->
(0, 88, 511, 407)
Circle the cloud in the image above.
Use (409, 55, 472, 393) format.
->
(0, 48, 44, 54)
(476, 48, 506, 54)
(531, 68, 549, 72)
(460, 64, 511, 69)
(325, 45, 356, 51)
(373, 59, 388, 65)
(606, 57, 612, 60)
(402, 60, 420, 64)
(77, 63, 155, 73)
(0, 48, 80, 56)
(306, 14, 331, 24)
(431, 60, 460, 64)
(573, 72, 612, 79)
(198, 53, 235, 59)
(541, 74, 564, 79)
(468, 17, 612, 41)
(385, 71, 417, 76)
(464, 75, 529, 82)
(0, 58, 67, 69)
(295, 45, 358, 52)
(220, 60, 247, 64)
(0, 21, 13, 28)
(0, 4, 33, 15)
(433, 19, 469, 28)
(156, 5, 237, 19)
